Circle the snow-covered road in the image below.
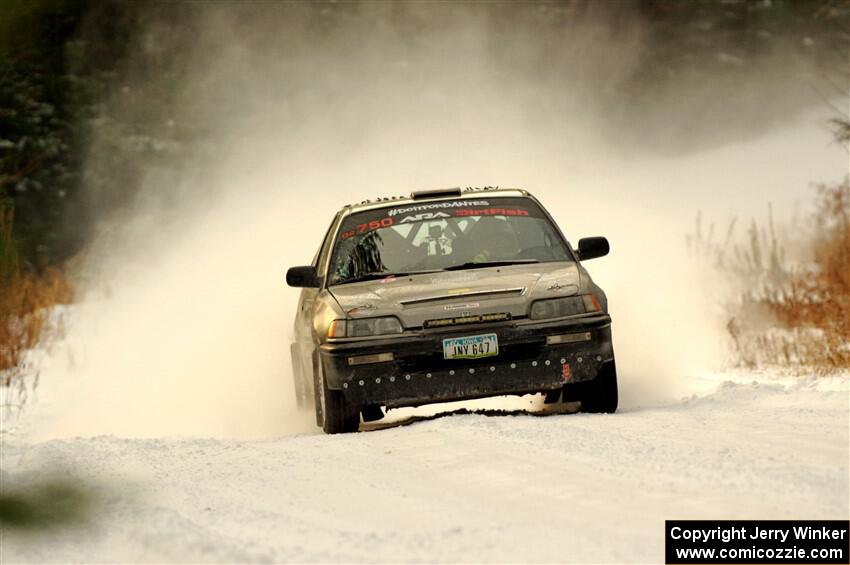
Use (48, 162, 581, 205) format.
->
(2, 374, 848, 563)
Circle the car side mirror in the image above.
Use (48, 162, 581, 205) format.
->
(286, 265, 320, 288)
(577, 237, 609, 261)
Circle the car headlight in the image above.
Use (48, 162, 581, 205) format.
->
(529, 295, 601, 320)
(328, 316, 404, 338)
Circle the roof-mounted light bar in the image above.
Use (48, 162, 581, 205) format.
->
(410, 188, 463, 200)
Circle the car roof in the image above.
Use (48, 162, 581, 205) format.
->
(339, 187, 531, 216)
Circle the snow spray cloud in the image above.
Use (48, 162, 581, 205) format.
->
(34, 2, 846, 438)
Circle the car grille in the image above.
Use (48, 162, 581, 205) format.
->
(422, 312, 511, 329)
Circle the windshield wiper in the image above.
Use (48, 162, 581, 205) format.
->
(443, 259, 540, 271)
(340, 269, 443, 285)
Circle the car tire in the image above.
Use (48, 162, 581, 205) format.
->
(579, 359, 618, 414)
(314, 354, 360, 434)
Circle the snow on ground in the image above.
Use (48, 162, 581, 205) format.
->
(1, 371, 847, 563)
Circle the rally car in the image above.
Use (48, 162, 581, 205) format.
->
(287, 187, 616, 433)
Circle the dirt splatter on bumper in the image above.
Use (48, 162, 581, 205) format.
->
(320, 315, 613, 408)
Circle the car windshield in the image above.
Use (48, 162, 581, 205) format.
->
(328, 197, 573, 285)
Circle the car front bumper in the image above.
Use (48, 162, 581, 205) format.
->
(319, 314, 614, 409)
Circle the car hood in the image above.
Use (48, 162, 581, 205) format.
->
(328, 262, 582, 328)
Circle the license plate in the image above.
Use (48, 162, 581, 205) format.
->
(442, 333, 498, 360)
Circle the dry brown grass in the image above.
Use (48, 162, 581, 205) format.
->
(689, 179, 850, 373)
(764, 181, 850, 369)
(1, 208, 73, 388)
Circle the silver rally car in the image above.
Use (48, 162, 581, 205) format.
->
(287, 187, 616, 433)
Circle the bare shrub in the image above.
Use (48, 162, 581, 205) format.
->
(690, 179, 850, 373)
(769, 179, 850, 368)
(1, 207, 73, 413)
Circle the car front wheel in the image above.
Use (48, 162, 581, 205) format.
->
(314, 355, 360, 434)
(578, 359, 618, 413)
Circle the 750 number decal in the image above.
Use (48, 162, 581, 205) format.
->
(340, 217, 394, 240)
